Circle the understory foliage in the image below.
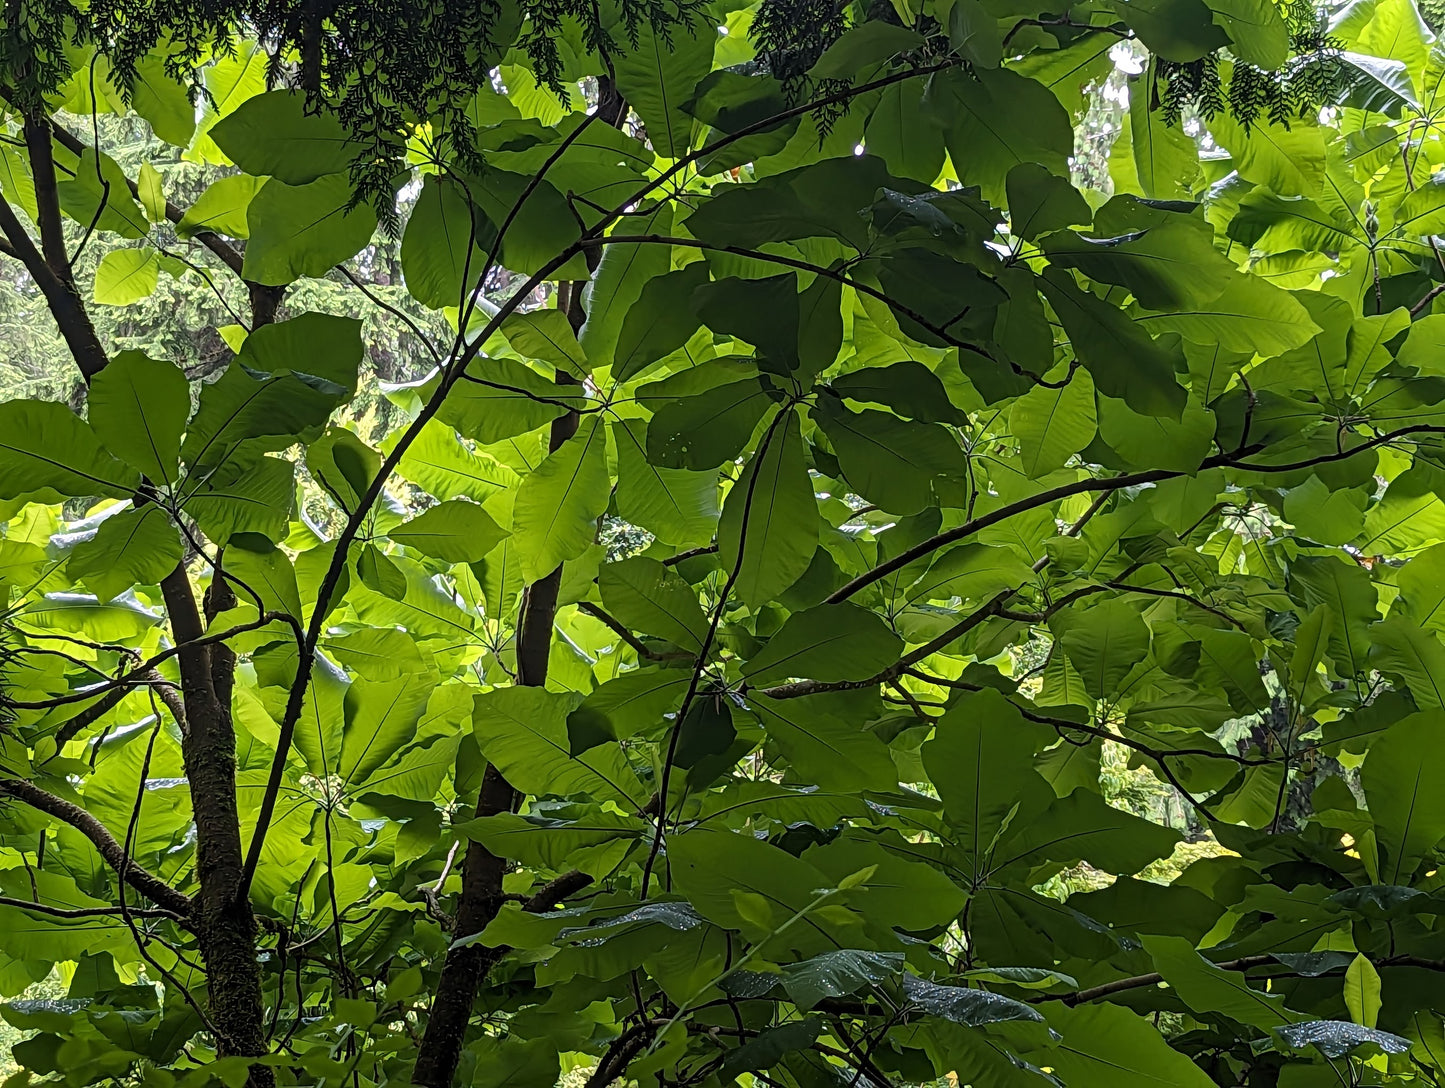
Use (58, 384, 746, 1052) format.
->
(7, 1, 1445, 1087)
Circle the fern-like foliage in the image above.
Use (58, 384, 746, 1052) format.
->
(1157, 0, 1344, 129)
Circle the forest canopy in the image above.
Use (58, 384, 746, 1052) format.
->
(2, 1, 1445, 1088)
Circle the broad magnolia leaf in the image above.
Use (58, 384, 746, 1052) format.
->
(242, 172, 378, 284)
(88, 351, 189, 484)
(1010, 367, 1097, 477)
(717, 408, 818, 608)
(472, 687, 644, 807)
(782, 950, 904, 1010)
(388, 500, 508, 563)
(1362, 710, 1445, 883)
(511, 417, 610, 580)
(93, 249, 159, 305)
(176, 174, 266, 238)
(66, 505, 182, 600)
(611, 418, 718, 548)
(1051, 598, 1152, 700)
(0, 401, 139, 501)
(401, 174, 490, 310)
(597, 556, 711, 652)
(1143, 936, 1300, 1030)
(209, 90, 359, 183)
(742, 603, 902, 684)
(901, 973, 1042, 1026)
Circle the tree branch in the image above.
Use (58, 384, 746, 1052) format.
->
(0, 777, 192, 917)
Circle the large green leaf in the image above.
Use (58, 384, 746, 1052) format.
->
(742, 603, 901, 685)
(209, 90, 359, 183)
(1143, 935, 1301, 1030)
(473, 687, 644, 807)
(511, 416, 610, 581)
(1362, 710, 1445, 883)
(242, 173, 378, 284)
(388, 501, 509, 563)
(923, 66, 1073, 202)
(717, 408, 818, 608)
(0, 401, 139, 501)
(88, 351, 189, 484)
(611, 19, 715, 157)
(598, 557, 711, 652)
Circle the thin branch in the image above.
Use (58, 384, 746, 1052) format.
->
(577, 602, 689, 661)
(0, 777, 192, 917)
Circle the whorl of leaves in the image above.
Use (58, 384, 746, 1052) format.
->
(1157, 0, 1344, 129)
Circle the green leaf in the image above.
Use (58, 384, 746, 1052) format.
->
(1368, 615, 1445, 708)
(1135, 273, 1322, 356)
(66, 506, 183, 601)
(747, 694, 900, 792)
(1126, 90, 1201, 199)
(511, 416, 610, 581)
(473, 687, 644, 806)
(1051, 599, 1151, 700)
(93, 250, 159, 305)
(237, 311, 364, 394)
(340, 672, 436, 786)
(921, 689, 1053, 860)
(394, 420, 520, 502)
(811, 23, 924, 77)
(1143, 935, 1300, 1030)
(611, 417, 718, 548)
(598, 556, 711, 651)
(1039, 266, 1187, 418)
(242, 173, 378, 285)
(611, 19, 715, 157)
(400, 174, 490, 310)
(1043, 219, 1237, 310)
(1362, 710, 1445, 883)
(502, 310, 587, 377)
(1097, 396, 1214, 472)
(742, 603, 901, 685)
(130, 51, 197, 146)
(88, 351, 189, 484)
(782, 950, 905, 1010)
(580, 204, 675, 369)
(1207, 113, 1326, 197)
(1009, 367, 1097, 477)
(176, 175, 266, 239)
(1344, 954, 1381, 1028)
(57, 149, 149, 238)
(209, 90, 359, 183)
(813, 396, 963, 516)
(388, 501, 509, 563)
(180, 363, 344, 469)
(717, 408, 818, 608)
(612, 262, 711, 381)
(1206, 0, 1290, 69)
(1006, 164, 1091, 241)
(1022, 1002, 1218, 1088)
(1110, 0, 1228, 60)
(647, 376, 772, 470)
(901, 973, 1042, 1026)
(829, 361, 968, 426)
(434, 357, 582, 444)
(668, 828, 841, 946)
(923, 66, 1073, 202)
(0, 401, 139, 501)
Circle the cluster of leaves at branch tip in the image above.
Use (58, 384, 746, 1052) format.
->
(9, 1, 1445, 1088)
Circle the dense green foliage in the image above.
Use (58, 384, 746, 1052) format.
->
(7, 2, 1445, 1087)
